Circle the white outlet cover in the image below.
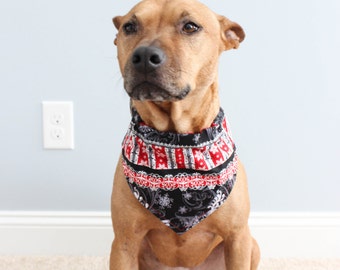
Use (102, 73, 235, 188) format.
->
(42, 101, 74, 149)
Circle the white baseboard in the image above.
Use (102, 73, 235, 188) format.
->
(0, 212, 113, 256)
(0, 211, 339, 258)
(249, 212, 340, 258)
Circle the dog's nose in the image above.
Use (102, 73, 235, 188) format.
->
(131, 46, 166, 73)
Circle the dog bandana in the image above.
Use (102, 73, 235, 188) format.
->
(121, 108, 238, 234)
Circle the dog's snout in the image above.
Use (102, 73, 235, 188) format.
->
(132, 46, 165, 73)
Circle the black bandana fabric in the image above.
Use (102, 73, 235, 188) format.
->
(121, 108, 238, 234)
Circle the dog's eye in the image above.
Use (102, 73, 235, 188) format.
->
(123, 22, 138, 34)
(182, 22, 201, 34)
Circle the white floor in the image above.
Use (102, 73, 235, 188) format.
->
(0, 257, 340, 270)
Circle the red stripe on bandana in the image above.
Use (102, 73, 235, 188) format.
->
(192, 147, 209, 170)
(136, 137, 149, 167)
(153, 145, 169, 169)
(174, 148, 186, 169)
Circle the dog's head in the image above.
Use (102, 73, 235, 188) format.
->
(113, 0, 245, 102)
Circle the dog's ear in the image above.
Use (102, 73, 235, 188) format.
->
(112, 16, 122, 46)
(113, 16, 122, 30)
(219, 15, 245, 50)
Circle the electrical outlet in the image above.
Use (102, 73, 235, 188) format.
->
(42, 101, 74, 149)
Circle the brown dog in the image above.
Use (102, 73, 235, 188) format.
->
(110, 0, 260, 269)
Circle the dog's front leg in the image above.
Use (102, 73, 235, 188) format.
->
(224, 226, 253, 270)
(110, 236, 143, 270)
(110, 157, 147, 270)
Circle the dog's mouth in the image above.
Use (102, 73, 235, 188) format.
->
(127, 82, 190, 102)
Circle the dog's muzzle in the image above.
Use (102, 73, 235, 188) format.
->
(123, 46, 190, 101)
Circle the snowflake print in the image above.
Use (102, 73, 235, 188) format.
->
(139, 159, 149, 166)
(193, 134, 200, 144)
(194, 151, 204, 161)
(178, 206, 188, 214)
(157, 152, 167, 158)
(210, 143, 220, 154)
(138, 153, 149, 166)
(157, 163, 167, 169)
(183, 192, 192, 200)
(157, 193, 174, 209)
(197, 160, 207, 169)
(154, 146, 167, 158)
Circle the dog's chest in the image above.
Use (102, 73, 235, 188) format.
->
(122, 108, 238, 234)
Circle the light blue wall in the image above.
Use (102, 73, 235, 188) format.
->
(0, 0, 339, 212)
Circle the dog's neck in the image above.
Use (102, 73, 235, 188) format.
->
(131, 83, 220, 133)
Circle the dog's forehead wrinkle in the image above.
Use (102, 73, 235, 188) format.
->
(180, 10, 191, 18)
(127, 9, 164, 32)
(130, 14, 137, 21)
